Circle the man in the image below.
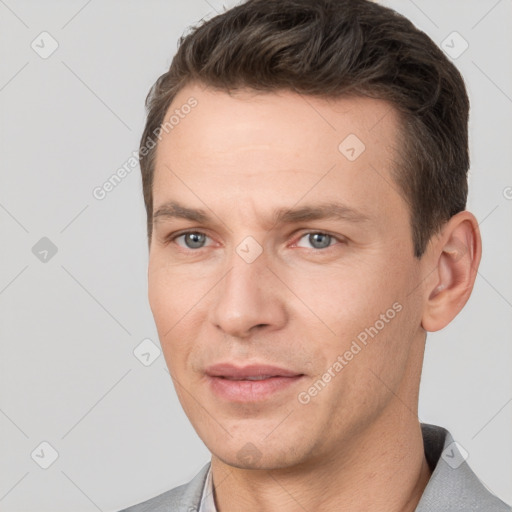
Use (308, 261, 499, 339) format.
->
(121, 0, 510, 510)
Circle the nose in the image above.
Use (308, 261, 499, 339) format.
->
(208, 248, 288, 339)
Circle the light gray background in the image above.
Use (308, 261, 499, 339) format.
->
(1, 0, 511, 510)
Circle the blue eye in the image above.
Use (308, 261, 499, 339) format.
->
(175, 232, 210, 249)
(169, 231, 341, 251)
(296, 232, 336, 249)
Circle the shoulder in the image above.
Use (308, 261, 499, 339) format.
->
(417, 424, 511, 511)
(118, 462, 211, 512)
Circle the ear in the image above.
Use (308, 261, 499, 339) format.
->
(421, 211, 482, 332)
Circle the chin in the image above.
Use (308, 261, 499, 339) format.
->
(209, 438, 306, 471)
(216, 453, 291, 471)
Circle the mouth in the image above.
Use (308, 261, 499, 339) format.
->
(205, 363, 305, 402)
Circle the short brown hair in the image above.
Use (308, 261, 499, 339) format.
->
(140, 0, 469, 257)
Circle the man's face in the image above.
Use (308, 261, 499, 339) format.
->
(148, 83, 427, 469)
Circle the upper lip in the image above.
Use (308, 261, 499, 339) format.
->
(205, 363, 303, 379)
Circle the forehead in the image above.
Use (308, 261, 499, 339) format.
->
(152, 83, 407, 225)
(159, 83, 400, 154)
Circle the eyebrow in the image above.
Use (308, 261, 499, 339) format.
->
(152, 200, 370, 227)
(153, 201, 209, 224)
(274, 202, 370, 224)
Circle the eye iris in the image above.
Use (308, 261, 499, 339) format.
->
(185, 232, 206, 248)
(309, 233, 331, 249)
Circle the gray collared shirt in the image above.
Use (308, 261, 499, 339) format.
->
(197, 424, 510, 512)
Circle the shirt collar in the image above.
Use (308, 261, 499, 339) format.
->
(198, 460, 216, 512)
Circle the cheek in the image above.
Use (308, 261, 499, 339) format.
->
(148, 257, 208, 327)
(148, 268, 187, 367)
(282, 259, 415, 374)
(282, 262, 395, 331)
(148, 260, 210, 374)
(147, 270, 174, 332)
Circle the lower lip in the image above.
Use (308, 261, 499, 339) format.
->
(207, 375, 304, 402)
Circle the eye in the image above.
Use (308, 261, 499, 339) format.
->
(295, 232, 339, 250)
(173, 231, 212, 249)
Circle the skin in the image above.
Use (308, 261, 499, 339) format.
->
(147, 82, 481, 512)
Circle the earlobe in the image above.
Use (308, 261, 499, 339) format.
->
(421, 211, 482, 332)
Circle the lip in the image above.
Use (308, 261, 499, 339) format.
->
(205, 363, 305, 402)
(205, 363, 302, 379)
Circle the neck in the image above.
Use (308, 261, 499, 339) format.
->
(211, 414, 431, 512)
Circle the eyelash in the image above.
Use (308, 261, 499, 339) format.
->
(166, 230, 345, 251)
